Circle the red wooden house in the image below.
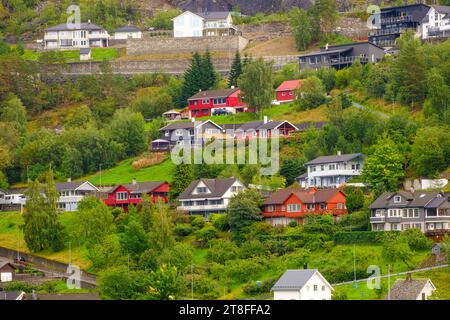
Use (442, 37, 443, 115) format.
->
(263, 187, 347, 226)
(275, 80, 303, 103)
(188, 88, 247, 118)
(103, 180, 169, 209)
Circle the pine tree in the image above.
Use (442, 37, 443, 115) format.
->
(169, 164, 194, 200)
(180, 52, 203, 104)
(200, 50, 217, 90)
(228, 51, 242, 87)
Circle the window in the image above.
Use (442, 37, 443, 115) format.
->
(213, 97, 226, 105)
(329, 164, 336, 170)
(307, 204, 314, 211)
(394, 196, 401, 203)
(287, 204, 301, 212)
(267, 205, 275, 212)
(313, 285, 318, 291)
(116, 192, 128, 200)
(322, 286, 325, 291)
(320, 203, 327, 210)
(202, 99, 210, 104)
(337, 203, 343, 210)
(321, 165, 324, 171)
(197, 187, 207, 194)
(175, 129, 184, 136)
(391, 223, 398, 230)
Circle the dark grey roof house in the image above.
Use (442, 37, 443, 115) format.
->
(386, 275, 435, 300)
(369, 191, 450, 234)
(298, 42, 386, 71)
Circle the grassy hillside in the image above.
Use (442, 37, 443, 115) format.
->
(22, 48, 119, 62)
(84, 158, 176, 185)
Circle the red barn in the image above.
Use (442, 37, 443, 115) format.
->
(188, 88, 247, 118)
(275, 80, 302, 103)
(263, 187, 347, 226)
(103, 180, 169, 210)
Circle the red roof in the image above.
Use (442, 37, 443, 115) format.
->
(276, 80, 302, 92)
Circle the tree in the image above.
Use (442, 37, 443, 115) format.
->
(148, 201, 175, 252)
(158, 243, 194, 273)
(389, 30, 427, 106)
(297, 76, 327, 110)
(119, 211, 150, 261)
(98, 266, 152, 300)
(362, 136, 405, 191)
(22, 169, 65, 252)
(228, 51, 242, 87)
(424, 68, 449, 118)
(365, 63, 389, 98)
(170, 164, 194, 199)
(87, 234, 124, 270)
(64, 105, 95, 129)
(73, 197, 115, 246)
(280, 158, 306, 186)
(180, 52, 203, 103)
(200, 50, 217, 90)
(317, 67, 336, 93)
(238, 57, 274, 115)
(0, 94, 27, 136)
(206, 239, 239, 264)
(411, 127, 450, 177)
(148, 265, 185, 300)
(382, 235, 413, 268)
(108, 108, 147, 157)
(344, 187, 365, 213)
(289, 7, 313, 51)
(401, 228, 432, 251)
(228, 189, 263, 240)
(310, 0, 339, 35)
(137, 195, 155, 233)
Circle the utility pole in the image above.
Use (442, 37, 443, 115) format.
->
(191, 264, 194, 300)
(353, 244, 357, 288)
(387, 264, 391, 301)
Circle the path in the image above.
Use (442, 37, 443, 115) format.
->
(333, 264, 449, 286)
(351, 101, 390, 119)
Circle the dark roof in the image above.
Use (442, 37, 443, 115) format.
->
(257, 120, 297, 130)
(0, 262, 17, 270)
(433, 5, 450, 18)
(234, 121, 265, 131)
(299, 41, 385, 58)
(0, 291, 24, 300)
(369, 191, 442, 209)
(122, 181, 167, 194)
(80, 48, 91, 55)
(196, 11, 230, 20)
(299, 47, 353, 58)
(178, 178, 241, 200)
(295, 122, 328, 131)
(113, 25, 141, 33)
(45, 22, 104, 32)
(271, 269, 319, 291)
(160, 122, 195, 131)
(305, 153, 365, 165)
(188, 88, 239, 100)
(387, 278, 433, 300)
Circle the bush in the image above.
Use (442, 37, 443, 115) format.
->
(174, 224, 193, 237)
(242, 277, 278, 295)
(210, 214, 230, 231)
(401, 228, 432, 251)
(288, 221, 298, 228)
(334, 231, 400, 245)
(190, 215, 206, 229)
(195, 226, 219, 246)
(206, 239, 239, 264)
(238, 240, 268, 259)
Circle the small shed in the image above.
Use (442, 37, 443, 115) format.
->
(80, 48, 91, 61)
(0, 262, 17, 283)
(386, 274, 436, 300)
(163, 109, 181, 121)
(432, 243, 442, 255)
(151, 139, 171, 151)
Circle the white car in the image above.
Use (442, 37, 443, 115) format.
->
(271, 100, 281, 106)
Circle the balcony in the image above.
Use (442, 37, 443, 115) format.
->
(370, 215, 386, 222)
(204, 22, 235, 29)
(369, 27, 410, 37)
(380, 15, 412, 25)
(44, 33, 58, 40)
(88, 32, 109, 40)
(309, 169, 362, 178)
(177, 203, 227, 212)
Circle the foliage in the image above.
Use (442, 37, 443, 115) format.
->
(170, 164, 194, 199)
(228, 51, 242, 88)
(228, 189, 263, 241)
(289, 7, 314, 51)
(344, 186, 365, 213)
(206, 239, 239, 264)
(280, 158, 306, 186)
(210, 213, 230, 231)
(297, 76, 327, 110)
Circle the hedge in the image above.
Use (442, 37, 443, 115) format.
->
(334, 231, 401, 245)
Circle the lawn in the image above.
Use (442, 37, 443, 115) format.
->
(22, 48, 119, 62)
(184, 103, 329, 125)
(0, 211, 91, 270)
(84, 158, 176, 185)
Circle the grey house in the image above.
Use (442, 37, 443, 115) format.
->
(369, 191, 450, 234)
(158, 120, 223, 147)
(298, 42, 386, 71)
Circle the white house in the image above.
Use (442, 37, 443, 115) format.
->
(2, 189, 26, 211)
(44, 21, 109, 49)
(55, 180, 99, 212)
(177, 178, 245, 217)
(0, 261, 16, 283)
(387, 275, 436, 300)
(271, 269, 333, 300)
(421, 5, 450, 40)
(113, 25, 142, 40)
(172, 11, 237, 38)
(296, 152, 366, 188)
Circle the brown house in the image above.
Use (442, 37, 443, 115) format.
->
(0, 262, 17, 283)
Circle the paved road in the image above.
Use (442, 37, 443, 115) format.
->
(351, 101, 390, 119)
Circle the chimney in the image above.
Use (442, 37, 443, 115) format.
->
(303, 263, 308, 270)
(67, 178, 71, 183)
(88, 19, 91, 24)
(199, 89, 202, 92)
(191, 117, 196, 123)
(337, 150, 342, 156)
(231, 85, 235, 89)
(263, 116, 268, 124)
(325, 43, 329, 51)
(132, 178, 137, 185)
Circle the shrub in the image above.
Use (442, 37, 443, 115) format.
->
(238, 240, 268, 259)
(401, 228, 432, 251)
(206, 239, 239, 264)
(288, 221, 298, 228)
(195, 226, 219, 246)
(210, 214, 230, 231)
(174, 224, 193, 237)
(190, 215, 206, 229)
(242, 277, 278, 295)
(334, 231, 400, 245)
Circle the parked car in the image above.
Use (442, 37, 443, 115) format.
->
(213, 108, 231, 116)
(271, 100, 281, 106)
(14, 256, 28, 266)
